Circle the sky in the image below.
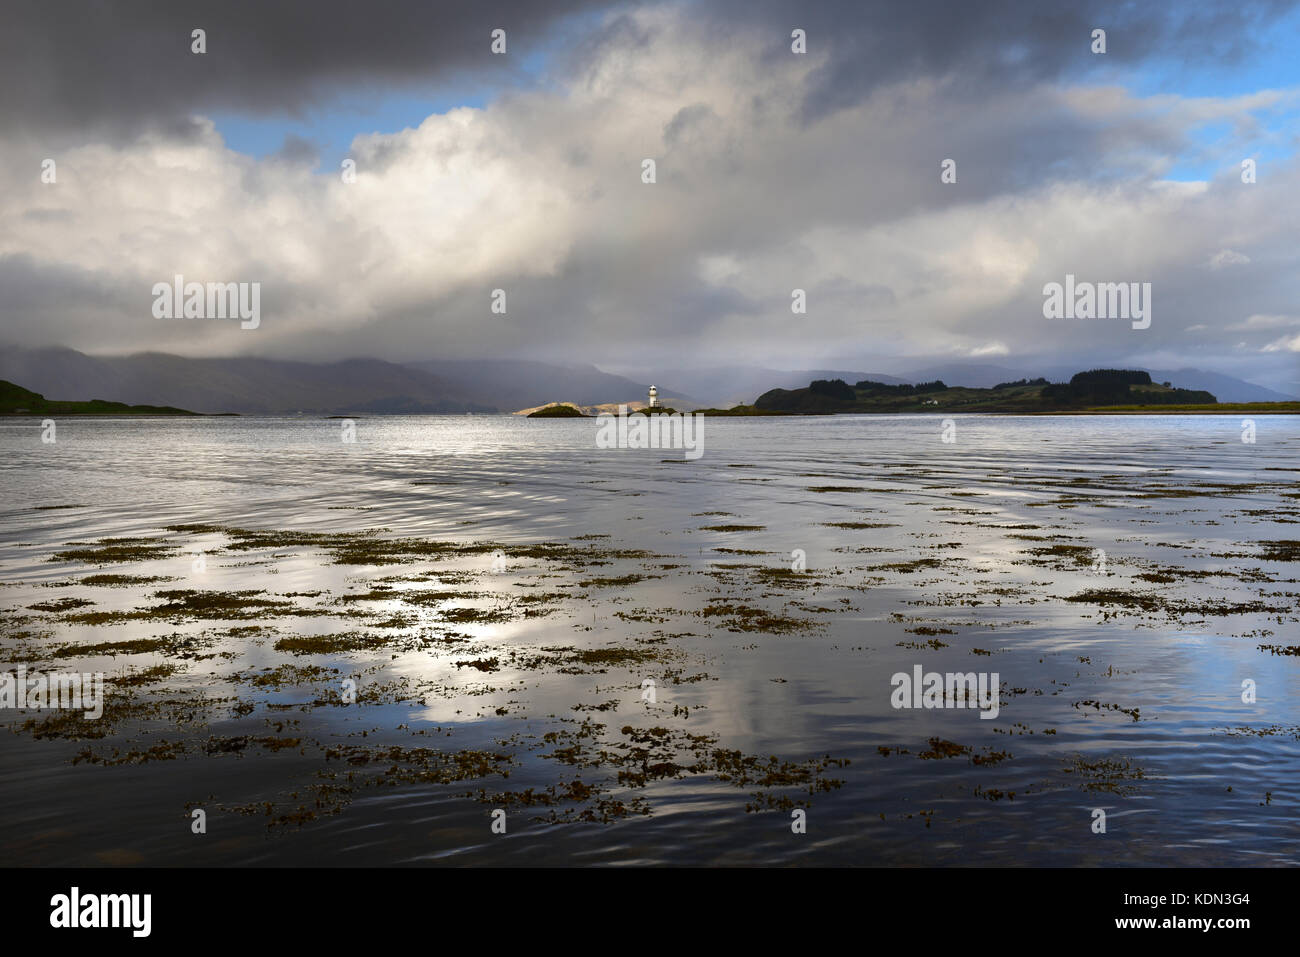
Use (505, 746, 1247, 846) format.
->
(2, 0, 1299, 391)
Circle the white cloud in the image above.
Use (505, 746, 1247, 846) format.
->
(1228, 314, 1300, 330)
(1208, 248, 1250, 269)
(1263, 333, 1300, 353)
(1, 3, 1298, 381)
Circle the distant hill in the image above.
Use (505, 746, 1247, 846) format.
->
(897, 361, 1297, 402)
(665, 363, 1295, 406)
(662, 366, 906, 407)
(1142, 368, 1298, 403)
(0, 348, 677, 415)
(1041, 370, 1215, 406)
(3, 346, 1289, 414)
(0, 348, 495, 415)
(754, 370, 1222, 413)
(0, 379, 196, 415)
(894, 362, 1032, 389)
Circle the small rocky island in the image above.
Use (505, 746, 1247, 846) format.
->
(521, 384, 794, 417)
(526, 403, 590, 417)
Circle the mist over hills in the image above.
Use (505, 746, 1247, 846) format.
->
(403, 359, 688, 412)
(0, 348, 487, 414)
(0, 346, 1291, 413)
(0, 348, 682, 415)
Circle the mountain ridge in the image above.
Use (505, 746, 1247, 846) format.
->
(0, 347, 672, 415)
(0, 346, 1292, 413)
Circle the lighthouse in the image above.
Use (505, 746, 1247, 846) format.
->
(647, 384, 659, 408)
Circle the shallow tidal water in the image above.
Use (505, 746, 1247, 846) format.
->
(1, 413, 1297, 866)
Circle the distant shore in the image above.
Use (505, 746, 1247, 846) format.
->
(1, 378, 202, 416)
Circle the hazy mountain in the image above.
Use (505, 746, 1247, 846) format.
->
(402, 359, 685, 411)
(0, 348, 479, 414)
(661, 367, 907, 407)
(1141, 369, 1297, 403)
(0, 347, 680, 414)
(2, 347, 1290, 413)
(895, 362, 1028, 388)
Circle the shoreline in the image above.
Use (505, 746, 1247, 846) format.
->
(4, 407, 1297, 420)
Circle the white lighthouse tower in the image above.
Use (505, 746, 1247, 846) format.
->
(647, 384, 659, 408)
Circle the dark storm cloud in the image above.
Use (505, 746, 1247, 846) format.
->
(0, 0, 612, 137)
(4, 0, 1287, 138)
(697, 0, 1295, 120)
(2, 0, 1297, 388)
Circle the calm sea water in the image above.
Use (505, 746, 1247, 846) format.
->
(1, 414, 1297, 866)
